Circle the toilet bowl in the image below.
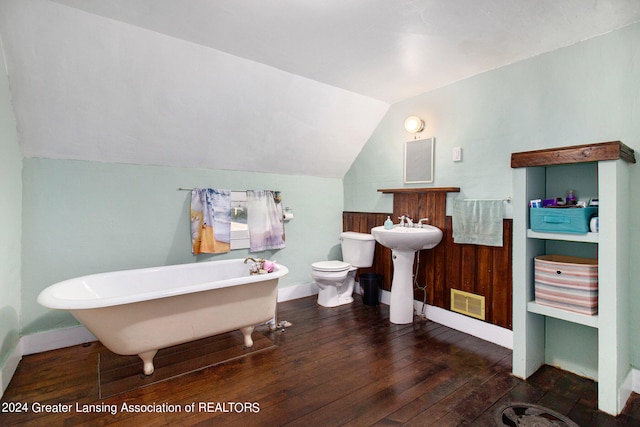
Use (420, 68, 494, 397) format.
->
(312, 261, 357, 307)
(312, 232, 375, 308)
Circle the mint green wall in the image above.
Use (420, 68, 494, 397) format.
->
(344, 23, 640, 368)
(0, 42, 22, 369)
(22, 158, 342, 334)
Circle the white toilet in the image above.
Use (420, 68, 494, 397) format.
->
(312, 231, 376, 307)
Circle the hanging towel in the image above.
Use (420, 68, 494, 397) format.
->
(190, 188, 231, 254)
(247, 190, 286, 252)
(452, 199, 503, 247)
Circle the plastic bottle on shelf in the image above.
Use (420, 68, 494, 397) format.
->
(566, 190, 577, 205)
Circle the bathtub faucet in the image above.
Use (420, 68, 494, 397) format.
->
(244, 257, 266, 275)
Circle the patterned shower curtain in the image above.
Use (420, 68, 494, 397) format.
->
(247, 190, 286, 252)
(190, 188, 231, 254)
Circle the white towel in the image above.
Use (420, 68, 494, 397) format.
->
(452, 199, 503, 247)
(247, 190, 286, 252)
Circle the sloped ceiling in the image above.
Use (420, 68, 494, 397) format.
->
(1, 0, 639, 178)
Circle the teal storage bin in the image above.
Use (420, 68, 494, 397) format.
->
(530, 207, 598, 234)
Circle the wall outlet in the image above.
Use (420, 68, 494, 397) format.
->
(453, 147, 462, 162)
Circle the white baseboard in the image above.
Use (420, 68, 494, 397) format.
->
(278, 281, 318, 302)
(421, 301, 513, 350)
(20, 325, 97, 356)
(381, 289, 513, 349)
(619, 368, 634, 413)
(0, 342, 22, 399)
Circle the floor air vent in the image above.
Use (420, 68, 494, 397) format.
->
(451, 289, 485, 320)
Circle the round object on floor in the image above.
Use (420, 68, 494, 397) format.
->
(494, 402, 580, 427)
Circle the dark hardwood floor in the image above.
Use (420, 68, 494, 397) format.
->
(2, 296, 639, 426)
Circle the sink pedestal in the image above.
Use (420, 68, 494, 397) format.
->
(389, 248, 418, 324)
(370, 225, 443, 325)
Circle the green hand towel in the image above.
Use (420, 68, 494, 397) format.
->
(452, 199, 503, 247)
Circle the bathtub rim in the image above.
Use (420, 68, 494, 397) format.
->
(37, 259, 288, 310)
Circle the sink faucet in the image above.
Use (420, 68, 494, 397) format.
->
(418, 218, 430, 227)
(398, 215, 413, 227)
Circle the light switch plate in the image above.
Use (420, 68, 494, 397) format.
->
(453, 147, 462, 162)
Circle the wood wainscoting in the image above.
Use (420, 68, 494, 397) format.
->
(343, 212, 512, 330)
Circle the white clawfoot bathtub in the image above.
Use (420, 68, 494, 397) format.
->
(37, 259, 288, 375)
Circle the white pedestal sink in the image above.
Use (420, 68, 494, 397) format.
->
(371, 225, 443, 324)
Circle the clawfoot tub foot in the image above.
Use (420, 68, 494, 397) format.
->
(240, 326, 255, 348)
(138, 350, 158, 375)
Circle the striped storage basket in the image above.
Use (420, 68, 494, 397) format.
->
(534, 255, 598, 315)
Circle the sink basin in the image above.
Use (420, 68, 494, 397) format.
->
(371, 225, 443, 251)
(371, 224, 443, 325)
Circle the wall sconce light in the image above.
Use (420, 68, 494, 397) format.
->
(403, 115, 425, 135)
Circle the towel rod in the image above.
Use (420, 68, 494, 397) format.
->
(178, 188, 283, 196)
(460, 197, 511, 203)
(178, 187, 245, 192)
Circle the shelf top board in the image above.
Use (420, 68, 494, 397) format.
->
(511, 141, 635, 168)
(378, 187, 461, 194)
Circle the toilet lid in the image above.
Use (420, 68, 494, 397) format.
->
(312, 260, 350, 272)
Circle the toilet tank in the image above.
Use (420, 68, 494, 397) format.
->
(340, 232, 375, 268)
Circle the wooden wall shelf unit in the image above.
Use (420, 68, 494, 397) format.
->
(511, 140, 635, 168)
(511, 140, 635, 416)
(378, 187, 461, 194)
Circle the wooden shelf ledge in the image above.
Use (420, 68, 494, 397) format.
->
(378, 187, 460, 194)
(511, 141, 635, 168)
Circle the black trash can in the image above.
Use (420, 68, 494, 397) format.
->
(359, 273, 382, 306)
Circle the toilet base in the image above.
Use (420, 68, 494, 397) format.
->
(314, 270, 357, 308)
(318, 293, 354, 308)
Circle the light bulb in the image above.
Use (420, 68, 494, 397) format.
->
(404, 116, 424, 133)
